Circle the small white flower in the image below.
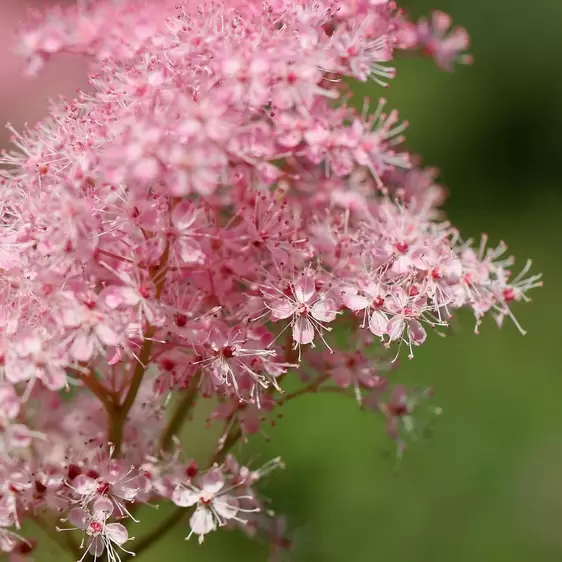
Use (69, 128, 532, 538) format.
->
(58, 497, 134, 561)
(172, 468, 258, 544)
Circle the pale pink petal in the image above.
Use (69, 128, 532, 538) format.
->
(73, 476, 97, 496)
(391, 255, 411, 276)
(369, 310, 388, 337)
(294, 275, 315, 303)
(342, 291, 370, 311)
(70, 332, 94, 362)
(171, 486, 199, 508)
(270, 299, 297, 320)
(133, 156, 160, 181)
(311, 299, 337, 322)
(0, 249, 19, 270)
(443, 257, 462, 281)
(407, 320, 427, 345)
(114, 482, 138, 502)
(105, 523, 128, 546)
(293, 317, 314, 345)
(171, 201, 198, 231)
(177, 238, 205, 264)
(193, 167, 219, 196)
(92, 497, 114, 519)
(61, 306, 82, 328)
(16, 335, 42, 356)
(212, 496, 239, 520)
(189, 507, 216, 543)
(201, 469, 225, 495)
(88, 536, 105, 557)
(95, 323, 120, 346)
(390, 287, 409, 310)
(41, 365, 67, 391)
(121, 288, 142, 307)
(104, 287, 141, 309)
(68, 507, 89, 529)
(103, 288, 125, 309)
(386, 316, 405, 341)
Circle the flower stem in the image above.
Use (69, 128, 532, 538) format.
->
(275, 373, 330, 407)
(108, 241, 170, 457)
(121, 506, 188, 561)
(211, 421, 243, 466)
(159, 372, 202, 452)
(74, 370, 113, 410)
(108, 325, 157, 455)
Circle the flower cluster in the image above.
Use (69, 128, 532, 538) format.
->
(0, 0, 540, 560)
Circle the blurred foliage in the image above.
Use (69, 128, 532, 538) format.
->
(12, 0, 562, 560)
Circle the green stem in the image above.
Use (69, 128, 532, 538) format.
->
(211, 423, 243, 466)
(275, 373, 330, 407)
(159, 372, 202, 452)
(121, 507, 188, 561)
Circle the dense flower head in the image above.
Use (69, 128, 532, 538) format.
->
(0, 0, 541, 559)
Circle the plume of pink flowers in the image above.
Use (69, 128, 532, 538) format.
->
(0, 1, 541, 559)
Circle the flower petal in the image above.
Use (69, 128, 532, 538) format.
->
(293, 317, 314, 345)
(342, 291, 370, 311)
(386, 316, 405, 341)
(311, 298, 337, 322)
(95, 323, 121, 346)
(189, 507, 216, 543)
(171, 201, 198, 231)
(70, 332, 94, 362)
(390, 287, 408, 310)
(201, 468, 225, 495)
(294, 275, 315, 303)
(212, 496, 239, 520)
(407, 319, 427, 345)
(92, 497, 114, 519)
(171, 486, 199, 508)
(177, 238, 205, 264)
(106, 523, 129, 546)
(68, 507, 89, 529)
(73, 475, 97, 496)
(270, 299, 296, 320)
(369, 310, 388, 337)
(88, 536, 105, 557)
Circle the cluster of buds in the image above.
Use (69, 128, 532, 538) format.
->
(0, 1, 540, 560)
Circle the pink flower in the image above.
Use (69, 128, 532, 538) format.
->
(0, 0, 540, 557)
(69, 458, 141, 520)
(385, 287, 429, 358)
(170, 201, 207, 265)
(59, 497, 132, 561)
(199, 326, 280, 395)
(341, 281, 388, 337)
(172, 468, 257, 544)
(7, 331, 68, 390)
(59, 292, 122, 362)
(267, 274, 339, 349)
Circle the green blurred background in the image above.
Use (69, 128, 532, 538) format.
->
(4, 0, 562, 560)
